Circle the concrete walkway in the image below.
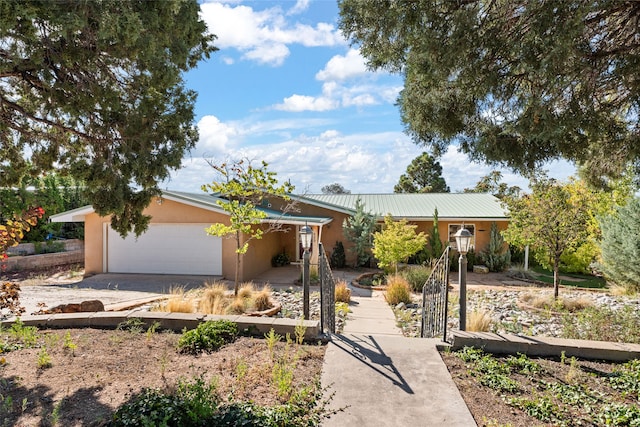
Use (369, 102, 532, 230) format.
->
(321, 289, 476, 426)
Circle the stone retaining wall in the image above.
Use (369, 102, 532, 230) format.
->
(3, 248, 84, 272)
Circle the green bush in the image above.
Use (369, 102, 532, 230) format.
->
(401, 266, 432, 292)
(111, 378, 330, 427)
(271, 252, 290, 267)
(34, 240, 65, 254)
(329, 241, 346, 268)
(177, 320, 238, 355)
(559, 241, 598, 274)
(111, 377, 218, 427)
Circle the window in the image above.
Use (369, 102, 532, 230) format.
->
(448, 224, 475, 250)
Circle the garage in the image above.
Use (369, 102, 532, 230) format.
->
(106, 223, 222, 275)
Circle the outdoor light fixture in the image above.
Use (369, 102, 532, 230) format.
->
(455, 228, 472, 255)
(454, 227, 472, 331)
(300, 225, 313, 251)
(300, 224, 313, 319)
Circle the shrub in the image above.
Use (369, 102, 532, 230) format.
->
(271, 251, 290, 267)
(111, 377, 218, 426)
(401, 265, 432, 292)
(384, 275, 412, 306)
(177, 320, 238, 354)
(559, 241, 598, 274)
(329, 241, 346, 268)
(480, 222, 511, 272)
(335, 281, 351, 303)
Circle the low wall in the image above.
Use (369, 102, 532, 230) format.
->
(3, 243, 84, 272)
(6, 239, 83, 256)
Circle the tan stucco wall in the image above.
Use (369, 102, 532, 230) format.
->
(84, 197, 232, 276)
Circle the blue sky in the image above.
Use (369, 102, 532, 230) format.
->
(165, 0, 575, 194)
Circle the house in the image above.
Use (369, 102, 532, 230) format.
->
(51, 191, 509, 281)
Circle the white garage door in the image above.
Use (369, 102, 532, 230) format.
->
(107, 224, 222, 275)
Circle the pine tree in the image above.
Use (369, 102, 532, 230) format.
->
(342, 198, 377, 267)
(599, 197, 640, 293)
(481, 222, 511, 272)
(427, 208, 445, 260)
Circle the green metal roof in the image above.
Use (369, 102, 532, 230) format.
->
(302, 193, 508, 220)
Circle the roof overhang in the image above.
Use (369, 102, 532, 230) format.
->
(49, 205, 95, 222)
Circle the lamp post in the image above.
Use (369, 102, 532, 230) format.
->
(300, 224, 313, 320)
(454, 228, 472, 331)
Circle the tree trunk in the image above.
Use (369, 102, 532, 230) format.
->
(234, 232, 241, 296)
(553, 255, 560, 299)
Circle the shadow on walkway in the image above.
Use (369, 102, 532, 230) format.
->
(331, 333, 413, 394)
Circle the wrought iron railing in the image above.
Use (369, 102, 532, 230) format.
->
(318, 242, 335, 334)
(421, 246, 450, 339)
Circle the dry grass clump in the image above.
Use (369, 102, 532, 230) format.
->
(253, 285, 273, 312)
(238, 282, 255, 300)
(155, 282, 274, 315)
(335, 280, 351, 303)
(226, 297, 248, 314)
(609, 283, 636, 296)
(385, 275, 412, 306)
(519, 292, 593, 312)
(198, 282, 228, 314)
(161, 286, 194, 313)
(467, 309, 492, 332)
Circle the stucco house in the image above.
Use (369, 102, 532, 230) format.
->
(51, 191, 509, 281)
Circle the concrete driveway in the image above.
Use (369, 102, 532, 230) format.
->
(14, 273, 223, 317)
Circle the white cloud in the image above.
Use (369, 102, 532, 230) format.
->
(196, 115, 241, 154)
(316, 49, 368, 81)
(287, 0, 310, 15)
(199, 1, 344, 66)
(274, 94, 338, 112)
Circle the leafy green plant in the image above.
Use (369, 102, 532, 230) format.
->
(111, 376, 218, 427)
(271, 251, 290, 267)
(272, 360, 294, 400)
(62, 331, 77, 354)
(116, 317, 145, 334)
(265, 328, 282, 362)
(177, 320, 238, 355)
(37, 348, 52, 369)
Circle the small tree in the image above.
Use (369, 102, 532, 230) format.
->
(202, 159, 294, 295)
(343, 198, 377, 267)
(599, 197, 640, 293)
(427, 208, 445, 260)
(373, 215, 427, 274)
(481, 222, 511, 272)
(503, 177, 591, 298)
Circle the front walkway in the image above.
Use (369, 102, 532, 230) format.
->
(321, 289, 476, 426)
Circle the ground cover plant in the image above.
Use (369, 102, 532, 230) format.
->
(0, 320, 328, 426)
(442, 347, 640, 426)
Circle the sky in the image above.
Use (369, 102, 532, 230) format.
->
(164, 0, 575, 195)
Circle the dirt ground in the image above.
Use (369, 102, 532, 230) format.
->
(0, 328, 325, 426)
